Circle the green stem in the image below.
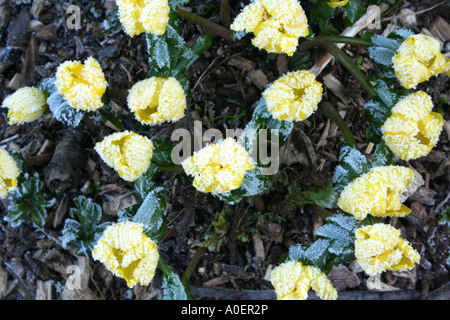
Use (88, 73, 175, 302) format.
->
(175, 8, 232, 41)
(319, 42, 378, 98)
(220, 0, 231, 27)
(298, 35, 373, 52)
(154, 163, 184, 173)
(157, 256, 173, 277)
(319, 101, 357, 147)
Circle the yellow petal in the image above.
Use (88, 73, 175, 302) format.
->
(382, 91, 443, 161)
(230, 0, 309, 55)
(181, 138, 255, 194)
(128, 77, 186, 125)
(116, 0, 169, 36)
(2, 87, 47, 124)
(263, 70, 323, 122)
(0, 148, 21, 199)
(393, 34, 449, 89)
(327, 0, 349, 7)
(337, 166, 414, 220)
(92, 221, 159, 288)
(355, 224, 420, 275)
(95, 131, 154, 182)
(55, 57, 108, 111)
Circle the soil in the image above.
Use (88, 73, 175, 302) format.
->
(0, 0, 449, 300)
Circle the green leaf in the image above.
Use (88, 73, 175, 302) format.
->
(215, 165, 271, 205)
(147, 32, 172, 71)
(168, 0, 190, 10)
(61, 196, 111, 255)
(134, 163, 159, 200)
(332, 146, 371, 194)
(5, 172, 55, 228)
(132, 187, 167, 242)
(287, 52, 312, 72)
(342, 0, 365, 25)
(152, 140, 176, 165)
(162, 270, 189, 300)
(301, 182, 339, 209)
(371, 140, 394, 168)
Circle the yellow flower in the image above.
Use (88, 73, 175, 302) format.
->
(355, 223, 420, 275)
(230, 0, 309, 56)
(55, 57, 108, 111)
(127, 77, 186, 125)
(327, 0, 349, 7)
(92, 221, 159, 288)
(262, 70, 323, 122)
(181, 138, 255, 194)
(382, 91, 443, 161)
(270, 260, 338, 300)
(0, 148, 21, 199)
(2, 87, 47, 124)
(94, 131, 154, 182)
(116, 0, 170, 37)
(337, 166, 414, 221)
(392, 34, 450, 89)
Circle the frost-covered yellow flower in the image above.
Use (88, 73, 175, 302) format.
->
(262, 70, 323, 122)
(270, 260, 337, 300)
(116, 0, 170, 37)
(327, 0, 349, 7)
(382, 91, 443, 161)
(95, 131, 154, 182)
(1, 87, 47, 124)
(0, 148, 21, 199)
(230, 0, 309, 56)
(127, 77, 186, 125)
(181, 138, 255, 194)
(92, 221, 159, 288)
(337, 166, 414, 221)
(55, 57, 108, 111)
(392, 34, 450, 89)
(355, 223, 420, 275)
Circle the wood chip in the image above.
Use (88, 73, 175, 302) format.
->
(328, 265, 361, 291)
(247, 69, 268, 91)
(252, 232, 265, 260)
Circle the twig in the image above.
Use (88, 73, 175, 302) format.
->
(381, 1, 447, 22)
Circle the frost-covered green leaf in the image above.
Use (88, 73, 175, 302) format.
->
(132, 187, 167, 242)
(288, 52, 312, 72)
(370, 140, 394, 168)
(60, 196, 111, 255)
(368, 29, 414, 68)
(162, 271, 189, 300)
(152, 140, 175, 165)
(103, 9, 122, 35)
(215, 165, 270, 205)
(5, 172, 55, 228)
(168, 0, 190, 10)
(287, 213, 373, 273)
(134, 163, 159, 200)
(300, 182, 339, 210)
(332, 146, 371, 194)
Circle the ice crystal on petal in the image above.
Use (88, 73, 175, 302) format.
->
(55, 57, 108, 112)
(116, 0, 169, 37)
(262, 70, 323, 122)
(92, 221, 159, 288)
(127, 77, 186, 125)
(382, 91, 443, 161)
(355, 223, 420, 275)
(181, 138, 255, 194)
(230, 0, 309, 56)
(270, 261, 337, 300)
(95, 131, 154, 182)
(392, 34, 450, 89)
(0, 148, 21, 199)
(337, 165, 414, 220)
(1, 87, 47, 124)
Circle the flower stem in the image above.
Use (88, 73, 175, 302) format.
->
(319, 101, 357, 147)
(175, 8, 232, 42)
(220, 0, 231, 27)
(298, 35, 373, 52)
(154, 163, 185, 173)
(318, 42, 378, 98)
